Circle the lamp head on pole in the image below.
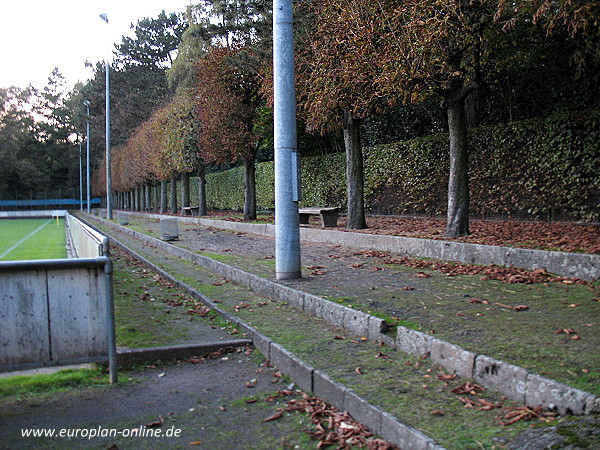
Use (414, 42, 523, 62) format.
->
(100, 13, 109, 23)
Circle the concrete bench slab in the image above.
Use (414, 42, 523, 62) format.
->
(298, 207, 340, 227)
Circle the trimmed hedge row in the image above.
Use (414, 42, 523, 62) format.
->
(204, 110, 599, 221)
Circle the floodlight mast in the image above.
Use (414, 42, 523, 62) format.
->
(273, 0, 301, 280)
(83, 100, 91, 213)
(79, 140, 83, 211)
(100, 12, 112, 220)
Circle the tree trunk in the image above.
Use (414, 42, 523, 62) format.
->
(145, 184, 151, 211)
(198, 164, 207, 216)
(465, 88, 482, 130)
(445, 95, 470, 237)
(140, 185, 146, 211)
(181, 172, 190, 208)
(160, 180, 167, 213)
(154, 181, 160, 211)
(133, 186, 140, 211)
(342, 110, 367, 230)
(243, 156, 257, 221)
(170, 174, 178, 214)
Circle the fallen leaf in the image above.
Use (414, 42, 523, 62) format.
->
(468, 298, 489, 304)
(430, 410, 446, 416)
(189, 441, 202, 446)
(555, 328, 577, 335)
(476, 398, 498, 410)
(355, 367, 363, 375)
(497, 406, 556, 426)
(415, 272, 431, 278)
(458, 397, 478, 408)
(452, 382, 484, 395)
(568, 304, 580, 307)
(145, 416, 164, 428)
(436, 372, 457, 382)
(496, 303, 528, 311)
(262, 410, 284, 422)
(375, 352, 391, 359)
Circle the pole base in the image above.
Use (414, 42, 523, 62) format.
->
(276, 270, 302, 280)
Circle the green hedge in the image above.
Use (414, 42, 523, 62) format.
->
(204, 110, 599, 221)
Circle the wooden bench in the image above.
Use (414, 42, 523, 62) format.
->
(181, 206, 200, 216)
(298, 207, 340, 228)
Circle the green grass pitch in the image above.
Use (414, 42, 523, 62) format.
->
(0, 218, 67, 261)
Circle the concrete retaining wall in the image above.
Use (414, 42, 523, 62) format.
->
(395, 327, 598, 415)
(142, 213, 598, 281)
(116, 340, 252, 366)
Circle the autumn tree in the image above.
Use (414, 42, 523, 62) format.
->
(163, 93, 205, 214)
(371, 0, 599, 236)
(295, 0, 394, 229)
(361, 0, 496, 237)
(196, 46, 263, 220)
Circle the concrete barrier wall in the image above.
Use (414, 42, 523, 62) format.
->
(0, 258, 115, 374)
(66, 213, 108, 258)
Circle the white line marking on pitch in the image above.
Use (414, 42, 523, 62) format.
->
(0, 219, 53, 259)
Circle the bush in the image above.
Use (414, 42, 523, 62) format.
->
(204, 110, 600, 221)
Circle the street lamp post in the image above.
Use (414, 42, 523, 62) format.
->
(100, 12, 112, 220)
(273, 0, 301, 280)
(79, 140, 83, 211)
(84, 100, 91, 213)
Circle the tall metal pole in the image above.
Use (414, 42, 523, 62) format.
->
(79, 140, 83, 211)
(273, 0, 301, 280)
(100, 13, 112, 220)
(84, 100, 91, 213)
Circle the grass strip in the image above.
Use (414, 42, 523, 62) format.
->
(0, 367, 109, 403)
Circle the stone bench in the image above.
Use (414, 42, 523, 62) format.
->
(181, 206, 200, 216)
(298, 207, 340, 228)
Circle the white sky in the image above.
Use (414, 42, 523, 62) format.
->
(0, 0, 193, 91)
